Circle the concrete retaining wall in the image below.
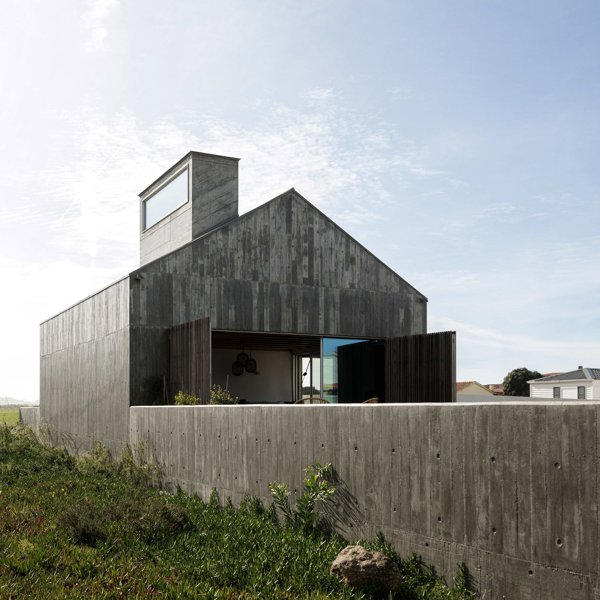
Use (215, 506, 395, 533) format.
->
(130, 401, 600, 599)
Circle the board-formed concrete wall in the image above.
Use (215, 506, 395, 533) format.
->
(40, 278, 130, 455)
(19, 406, 40, 432)
(129, 190, 427, 404)
(130, 401, 600, 599)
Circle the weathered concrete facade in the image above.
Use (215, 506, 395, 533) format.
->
(40, 278, 130, 454)
(40, 152, 427, 453)
(130, 401, 600, 600)
(130, 188, 426, 405)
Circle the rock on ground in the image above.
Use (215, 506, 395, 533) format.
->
(330, 545, 402, 593)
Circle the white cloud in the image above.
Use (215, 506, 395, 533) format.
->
(83, 0, 119, 53)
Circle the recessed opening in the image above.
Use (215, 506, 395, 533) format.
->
(142, 166, 189, 231)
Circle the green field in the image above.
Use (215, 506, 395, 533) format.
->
(0, 425, 475, 599)
(0, 407, 19, 425)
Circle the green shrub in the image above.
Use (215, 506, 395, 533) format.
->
(108, 495, 192, 543)
(174, 385, 238, 406)
(59, 499, 107, 547)
(269, 463, 335, 534)
(174, 390, 200, 405)
(208, 384, 238, 405)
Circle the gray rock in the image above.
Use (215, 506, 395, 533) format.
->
(330, 545, 402, 592)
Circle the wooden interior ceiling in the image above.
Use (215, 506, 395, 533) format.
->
(212, 330, 320, 354)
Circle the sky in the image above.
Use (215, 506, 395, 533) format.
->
(1, 0, 599, 401)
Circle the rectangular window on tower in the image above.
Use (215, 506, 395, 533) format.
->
(143, 167, 189, 230)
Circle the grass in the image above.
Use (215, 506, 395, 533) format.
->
(0, 408, 19, 426)
(0, 424, 477, 599)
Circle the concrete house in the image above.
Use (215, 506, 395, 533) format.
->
(529, 367, 600, 400)
(40, 151, 453, 455)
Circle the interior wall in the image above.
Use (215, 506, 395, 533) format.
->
(212, 349, 292, 403)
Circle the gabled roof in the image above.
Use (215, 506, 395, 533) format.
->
(134, 187, 428, 300)
(529, 368, 600, 383)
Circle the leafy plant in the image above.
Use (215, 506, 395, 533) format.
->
(208, 384, 238, 405)
(269, 463, 335, 533)
(502, 367, 542, 397)
(174, 385, 238, 406)
(174, 390, 200, 405)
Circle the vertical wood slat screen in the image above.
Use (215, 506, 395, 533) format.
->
(385, 331, 456, 403)
(169, 317, 211, 403)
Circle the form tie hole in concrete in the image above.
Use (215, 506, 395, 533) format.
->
(556, 538, 563, 547)
(528, 570, 534, 576)
(436, 452, 440, 459)
(267, 438, 270, 443)
(392, 448, 396, 453)
(354, 446, 358, 451)
(393, 507, 397, 512)
(490, 456, 496, 463)
(554, 461, 561, 469)
(437, 516, 442, 523)
(425, 542, 429, 547)
(492, 527, 497, 534)
(321, 443, 325, 448)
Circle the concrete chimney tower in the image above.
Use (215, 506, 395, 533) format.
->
(139, 151, 239, 266)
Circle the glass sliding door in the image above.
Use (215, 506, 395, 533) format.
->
(321, 337, 385, 403)
(300, 355, 321, 399)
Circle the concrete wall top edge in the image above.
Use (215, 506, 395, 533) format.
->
(138, 151, 240, 198)
(39, 276, 130, 325)
(130, 400, 600, 410)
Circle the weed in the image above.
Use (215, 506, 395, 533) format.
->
(269, 462, 335, 534)
(59, 499, 107, 547)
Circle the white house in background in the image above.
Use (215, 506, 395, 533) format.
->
(529, 367, 600, 400)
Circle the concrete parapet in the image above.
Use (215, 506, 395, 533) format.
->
(130, 402, 600, 599)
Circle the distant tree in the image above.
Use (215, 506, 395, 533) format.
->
(502, 367, 542, 397)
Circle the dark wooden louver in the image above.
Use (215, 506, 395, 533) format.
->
(169, 317, 211, 403)
(385, 331, 456, 403)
